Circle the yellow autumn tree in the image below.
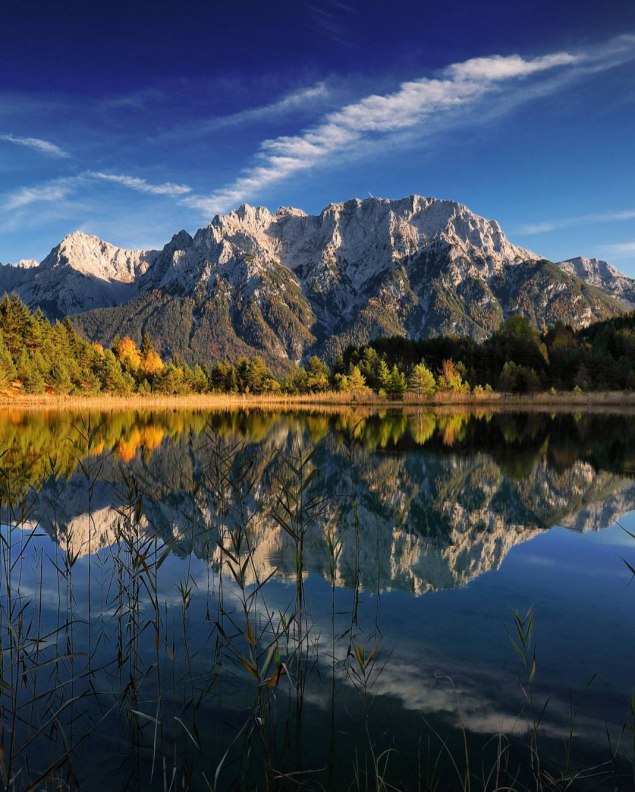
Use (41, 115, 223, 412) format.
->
(115, 336, 141, 372)
(141, 349, 164, 377)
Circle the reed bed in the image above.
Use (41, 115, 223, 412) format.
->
(2, 388, 635, 414)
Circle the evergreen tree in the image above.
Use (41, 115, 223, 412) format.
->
(140, 332, 155, 357)
(408, 362, 436, 398)
(247, 356, 274, 394)
(99, 350, 132, 394)
(0, 335, 16, 389)
(347, 365, 369, 394)
(50, 361, 73, 394)
(377, 359, 391, 393)
(155, 363, 185, 394)
(386, 365, 407, 400)
(210, 361, 233, 391)
(187, 364, 209, 393)
(498, 361, 541, 393)
(281, 366, 309, 394)
(19, 351, 45, 393)
(574, 363, 592, 392)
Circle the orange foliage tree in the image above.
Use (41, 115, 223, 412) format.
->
(114, 336, 141, 371)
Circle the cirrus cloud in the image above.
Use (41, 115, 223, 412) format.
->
(0, 133, 69, 158)
(183, 37, 635, 217)
(87, 171, 191, 196)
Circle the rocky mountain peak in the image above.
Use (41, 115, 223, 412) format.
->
(167, 229, 193, 250)
(558, 256, 635, 308)
(214, 203, 275, 233)
(560, 256, 622, 281)
(275, 206, 308, 219)
(40, 230, 157, 283)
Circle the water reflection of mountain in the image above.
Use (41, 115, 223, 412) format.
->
(6, 409, 635, 595)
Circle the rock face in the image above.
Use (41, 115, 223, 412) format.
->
(2, 197, 627, 363)
(558, 256, 635, 308)
(0, 231, 158, 319)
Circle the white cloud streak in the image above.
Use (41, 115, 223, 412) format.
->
(203, 82, 329, 131)
(518, 208, 635, 235)
(4, 177, 81, 210)
(605, 241, 635, 254)
(183, 35, 635, 217)
(3, 170, 191, 214)
(87, 171, 191, 196)
(0, 132, 69, 158)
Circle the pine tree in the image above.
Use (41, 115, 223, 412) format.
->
(187, 364, 209, 393)
(347, 365, 369, 394)
(377, 359, 391, 393)
(99, 350, 131, 394)
(247, 356, 274, 394)
(0, 333, 16, 389)
(140, 332, 155, 357)
(386, 365, 406, 400)
(408, 362, 436, 398)
(19, 352, 45, 393)
(50, 361, 73, 394)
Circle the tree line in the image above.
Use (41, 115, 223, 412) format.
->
(341, 313, 635, 394)
(1, 293, 634, 397)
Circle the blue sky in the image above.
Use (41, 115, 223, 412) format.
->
(1, 0, 634, 273)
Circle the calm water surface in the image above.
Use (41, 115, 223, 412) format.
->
(1, 408, 635, 790)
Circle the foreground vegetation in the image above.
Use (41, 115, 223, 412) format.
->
(1, 293, 635, 401)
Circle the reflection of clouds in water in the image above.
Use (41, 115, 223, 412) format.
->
(356, 656, 620, 744)
(518, 553, 557, 567)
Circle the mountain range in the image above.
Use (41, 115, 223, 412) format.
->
(2, 195, 633, 367)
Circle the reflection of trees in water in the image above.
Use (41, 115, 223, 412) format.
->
(7, 408, 635, 596)
(3, 408, 635, 504)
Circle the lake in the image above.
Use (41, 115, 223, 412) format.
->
(1, 407, 635, 790)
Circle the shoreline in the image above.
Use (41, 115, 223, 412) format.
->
(1, 389, 635, 413)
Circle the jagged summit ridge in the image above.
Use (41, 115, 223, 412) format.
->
(1, 194, 629, 363)
(206, 195, 535, 280)
(40, 230, 158, 283)
(558, 256, 635, 308)
(0, 231, 160, 319)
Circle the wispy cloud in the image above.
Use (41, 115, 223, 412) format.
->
(304, 0, 356, 46)
(203, 82, 330, 131)
(605, 241, 635, 254)
(4, 176, 81, 210)
(184, 35, 635, 217)
(0, 132, 69, 158)
(3, 170, 191, 215)
(88, 171, 191, 196)
(517, 208, 635, 235)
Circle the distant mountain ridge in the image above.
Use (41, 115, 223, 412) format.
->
(0, 232, 159, 319)
(558, 256, 635, 308)
(1, 195, 629, 366)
